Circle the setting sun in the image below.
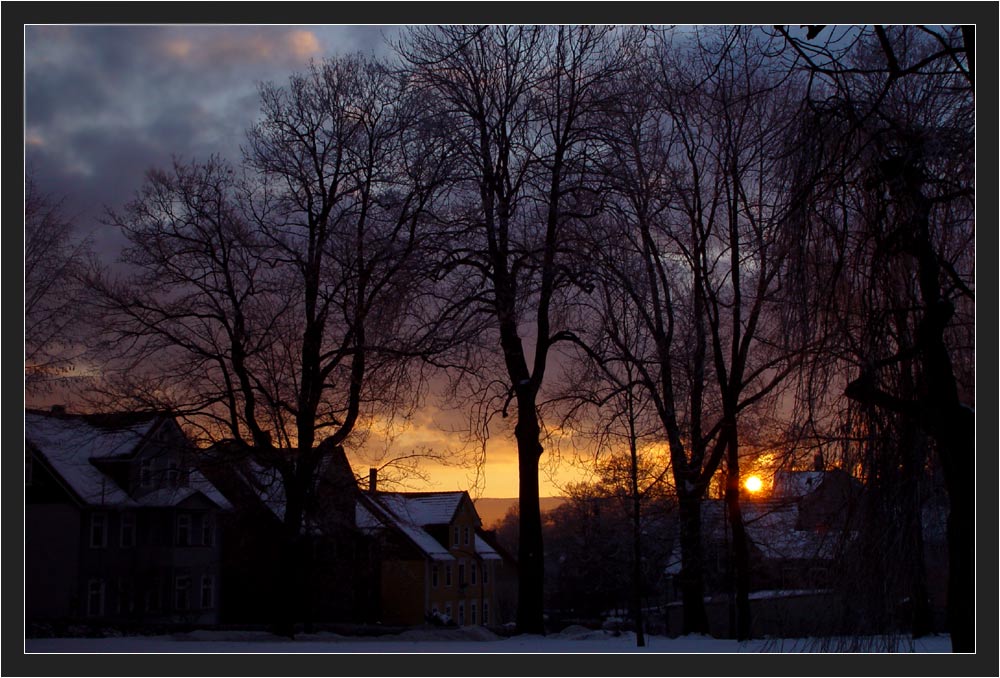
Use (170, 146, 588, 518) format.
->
(744, 475, 763, 493)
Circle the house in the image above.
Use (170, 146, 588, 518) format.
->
(356, 483, 517, 627)
(25, 407, 231, 626)
(197, 439, 377, 625)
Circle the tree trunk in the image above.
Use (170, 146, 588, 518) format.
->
(631, 471, 645, 647)
(273, 485, 305, 638)
(515, 404, 546, 635)
(724, 434, 752, 641)
(677, 492, 710, 634)
(940, 409, 975, 652)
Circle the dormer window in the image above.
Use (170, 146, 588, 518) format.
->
(463, 527, 470, 545)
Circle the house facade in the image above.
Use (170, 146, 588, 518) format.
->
(25, 408, 231, 625)
(357, 489, 517, 627)
(198, 439, 376, 625)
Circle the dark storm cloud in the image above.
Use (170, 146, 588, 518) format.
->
(25, 25, 400, 259)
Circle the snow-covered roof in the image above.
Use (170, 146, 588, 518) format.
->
(359, 491, 507, 563)
(662, 498, 852, 576)
(364, 493, 458, 561)
(379, 492, 465, 525)
(25, 410, 230, 510)
(772, 471, 825, 499)
(475, 533, 503, 561)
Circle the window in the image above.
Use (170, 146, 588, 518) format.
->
(201, 514, 214, 546)
(144, 580, 162, 612)
(453, 526, 459, 546)
(86, 579, 105, 616)
(483, 601, 489, 625)
(458, 562, 466, 586)
(175, 575, 191, 611)
(431, 565, 439, 588)
(463, 527, 469, 545)
(90, 513, 108, 548)
(458, 602, 465, 626)
(471, 601, 477, 626)
(444, 564, 452, 586)
(140, 458, 153, 487)
(483, 562, 489, 584)
(166, 459, 180, 486)
(471, 562, 477, 585)
(176, 513, 192, 546)
(25, 452, 33, 486)
(117, 578, 134, 614)
(120, 512, 136, 548)
(201, 575, 214, 608)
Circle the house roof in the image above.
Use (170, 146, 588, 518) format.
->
(663, 498, 854, 576)
(360, 492, 464, 561)
(772, 471, 826, 499)
(358, 491, 499, 563)
(25, 410, 230, 510)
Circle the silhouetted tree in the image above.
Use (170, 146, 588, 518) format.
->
(25, 173, 93, 392)
(397, 25, 632, 634)
(91, 55, 453, 635)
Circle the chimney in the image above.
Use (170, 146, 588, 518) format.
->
(368, 467, 378, 494)
(813, 452, 825, 472)
(50, 404, 66, 416)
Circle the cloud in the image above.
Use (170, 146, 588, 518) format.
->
(158, 28, 323, 67)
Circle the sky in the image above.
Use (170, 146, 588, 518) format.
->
(24, 25, 580, 499)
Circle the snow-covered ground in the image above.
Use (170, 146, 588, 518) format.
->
(25, 626, 952, 653)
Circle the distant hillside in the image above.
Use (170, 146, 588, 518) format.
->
(474, 496, 566, 529)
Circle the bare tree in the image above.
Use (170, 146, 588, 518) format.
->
(397, 26, 631, 633)
(774, 25, 975, 652)
(90, 55, 453, 635)
(24, 174, 93, 392)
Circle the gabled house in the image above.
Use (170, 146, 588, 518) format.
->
(25, 407, 231, 625)
(357, 486, 517, 627)
(664, 469, 863, 600)
(197, 439, 376, 625)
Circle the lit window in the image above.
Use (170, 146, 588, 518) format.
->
(471, 562, 477, 585)
(176, 513, 191, 546)
(90, 513, 108, 548)
(86, 578, 105, 616)
(175, 575, 191, 610)
(200, 575, 214, 608)
(120, 512, 136, 548)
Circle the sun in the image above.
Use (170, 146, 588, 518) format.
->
(744, 475, 763, 493)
